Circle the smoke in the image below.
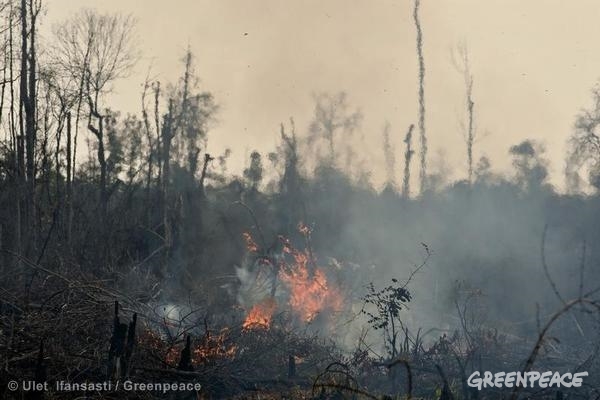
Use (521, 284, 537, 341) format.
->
(263, 133, 596, 353)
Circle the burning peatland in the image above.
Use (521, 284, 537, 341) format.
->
(3, 219, 600, 400)
(240, 223, 345, 331)
(0, 246, 344, 399)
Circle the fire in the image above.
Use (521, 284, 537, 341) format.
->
(278, 237, 343, 322)
(139, 327, 181, 365)
(193, 328, 237, 364)
(243, 231, 259, 253)
(243, 298, 277, 330)
(297, 221, 311, 236)
(241, 224, 345, 329)
(280, 266, 343, 322)
(139, 326, 236, 366)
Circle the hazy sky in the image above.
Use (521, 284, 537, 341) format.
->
(43, 0, 600, 189)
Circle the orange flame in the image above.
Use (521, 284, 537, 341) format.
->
(243, 298, 277, 330)
(243, 231, 259, 253)
(140, 326, 236, 366)
(241, 227, 345, 329)
(298, 221, 311, 236)
(193, 328, 237, 364)
(279, 239, 343, 322)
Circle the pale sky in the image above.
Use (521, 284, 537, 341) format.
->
(42, 0, 600, 189)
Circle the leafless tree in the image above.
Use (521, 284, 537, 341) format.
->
(381, 121, 396, 189)
(567, 86, 600, 192)
(141, 69, 157, 224)
(451, 42, 476, 184)
(15, 0, 42, 258)
(402, 124, 415, 198)
(52, 9, 138, 215)
(308, 92, 362, 168)
(413, 0, 427, 194)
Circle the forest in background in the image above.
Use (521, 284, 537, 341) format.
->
(2, 1, 600, 399)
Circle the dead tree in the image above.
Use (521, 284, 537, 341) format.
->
(141, 73, 155, 225)
(107, 301, 128, 379)
(5, 0, 23, 270)
(161, 100, 175, 271)
(107, 301, 137, 380)
(288, 355, 296, 379)
(178, 336, 194, 371)
(0, 11, 6, 130)
(402, 124, 415, 198)
(452, 43, 476, 184)
(122, 313, 137, 378)
(53, 10, 137, 217)
(65, 112, 72, 246)
(413, 0, 427, 194)
(19, 0, 41, 256)
(566, 86, 600, 192)
(159, 51, 217, 279)
(153, 81, 162, 186)
(274, 119, 304, 233)
(199, 152, 214, 196)
(86, 89, 108, 216)
(382, 121, 396, 189)
(308, 92, 361, 167)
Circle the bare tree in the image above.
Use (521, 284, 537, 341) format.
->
(567, 86, 600, 192)
(381, 121, 396, 189)
(402, 124, 415, 198)
(451, 42, 476, 184)
(160, 99, 175, 270)
(308, 92, 362, 168)
(52, 9, 138, 216)
(40, 53, 80, 246)
(168, 49, 217, 179)
(141, 70, 156, 224)
(413, 0, 427, 194)
(1, 0, 23, 269)
(17, 0, 42, 257)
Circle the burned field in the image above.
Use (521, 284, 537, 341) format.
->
(3, 202, 600, 400)
(3, 0, 600, 399)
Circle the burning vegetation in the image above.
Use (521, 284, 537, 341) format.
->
(243, 298, 277, 330)
(241, 224, 345, 331)
(4, 1, 600, 399)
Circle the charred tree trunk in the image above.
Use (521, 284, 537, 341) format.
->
(107, 301, 129, 380)
(402, 124, 415, 199)
(465, 77, 474, 185)
(26, 0, 37, 254)
(122, 313, 137, 378)
(7, 3, 21, 269)
(161, 100, 174, 274)
(288, 355, 296, 379)
(142, 81, 155, 226)
(54, 115, 63, 235)
(19, 0, 29, 257)
(178, 336, 194, 371)
(88, 108, 107, 218)
(154, 82, 162, 188)
(199, 153, 213, 197)
(452, 44, 476, 184)
(0, 34, 6, 127)
(65, 112, 73, 248)
(413, 0, 427, 194)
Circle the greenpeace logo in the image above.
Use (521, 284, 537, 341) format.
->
(467, 371, 588, 390)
